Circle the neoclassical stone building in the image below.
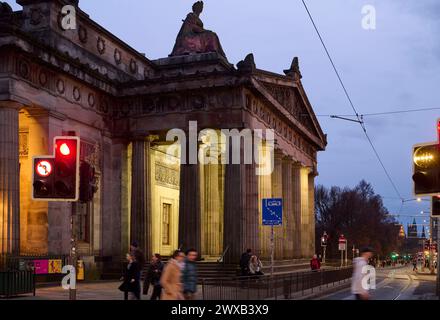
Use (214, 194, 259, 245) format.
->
(0, 0, 326, 272)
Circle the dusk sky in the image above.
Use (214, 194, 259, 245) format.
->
(8, 0, 439, 232)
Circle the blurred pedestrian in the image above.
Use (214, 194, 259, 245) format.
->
(182, 248, 199, 300)
(310, 254, 321, 272)
(351, 247, 373, 301)
(412, 258, 418, 272)
(130, 241, 146, 270)
(239, 249, 252, 276)
(161, 250, 185, 300)
(144, 253, 164, 300)
(119, 253, 141, 300)
(249, 255, 264, 277)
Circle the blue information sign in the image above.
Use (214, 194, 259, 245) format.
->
(262, 198, 283, 226)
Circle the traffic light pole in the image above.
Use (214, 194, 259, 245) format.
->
(437, 217, 440, 298)
(69, 213, 77, 300)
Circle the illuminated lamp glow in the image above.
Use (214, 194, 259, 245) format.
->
(59, 143, 71, 156)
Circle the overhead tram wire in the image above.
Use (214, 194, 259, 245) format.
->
(314, 107, 440, 118)
(301, 0, 404, 201)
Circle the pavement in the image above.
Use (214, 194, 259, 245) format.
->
(5, 266, 438, 300)
(6, 282, 204, 300)
(318, 266, 439, 300)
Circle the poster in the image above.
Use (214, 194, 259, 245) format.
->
(33, 259, 49, 275)
(48, 259, 63, 274)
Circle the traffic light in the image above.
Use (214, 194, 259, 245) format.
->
(32, 136, 80, 201)
(32, 158, 55, 199)
(79, 161, 96, 203)
(432, 196, 440, 217)
(412, 143, 440, 196)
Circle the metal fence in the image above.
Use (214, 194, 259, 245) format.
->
(0, 271, 35, 298)
(201, 267, 353, 300)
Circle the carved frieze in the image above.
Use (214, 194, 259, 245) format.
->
(38, 71, 48, 87)
(73, 86, 81, 101)
(245, 93, 316, 160)
(78, 25, 88, 43)
(155, 162, 180, 189)
(88, 93, 96, 108)
(262, 82, 316, 134)
(97, 36, 106, 55)
(19, 129, 29, 158)
(129, 59, 138, 74)
(113, 89, 239, 118)
(56, 78, 65, 94)
(114, 49, 122, 65)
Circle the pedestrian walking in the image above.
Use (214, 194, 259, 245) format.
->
(161, 250, 185, 300)
(412, 258, 418, 272)
(182, 248, 199, 300)
(248, 255, 264, 277)
(130, 241, 146, 270)
(351, 247, 373, 301)
(119, 253, 141, 300)
(239, 249, 252, 276)
(143, 253, 164, 300)
(310, 254, 321, 271)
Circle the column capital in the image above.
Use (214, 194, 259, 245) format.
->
(0, 100, 22, 110)
(282, 155, 294, 163)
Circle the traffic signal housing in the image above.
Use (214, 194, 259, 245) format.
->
(32, 136, 80, 201)
(412, 142, 440, 196)
(33, 158, 55, 199)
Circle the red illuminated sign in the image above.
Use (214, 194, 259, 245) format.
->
(36, 160, 52, 177)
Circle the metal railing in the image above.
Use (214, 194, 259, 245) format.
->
(217, 245, 230, 263)
(201, 267, 353, 300)
(0, 271, 36, 298)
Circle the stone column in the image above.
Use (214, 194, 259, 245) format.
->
(258, 146, 272, 259)
(0, 102, 21, 255)
(202, 163, 222, 257)
(307, 171, 316, 258)
(223, 151, 259, 263)
(271, 150, 283, 260)
(282, 156, 294, 259)
(178, 152, 201, 254)
(299, 166, 311, 258)
(292, 163, 302, 258)
(130, 138, 152, 258)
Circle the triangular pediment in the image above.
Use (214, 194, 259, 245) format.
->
(258, 81, 325, 146)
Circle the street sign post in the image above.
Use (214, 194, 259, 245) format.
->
(262, 198, 283, 277)
(321, 231, 328, 264)
(339, 235, 347, 267)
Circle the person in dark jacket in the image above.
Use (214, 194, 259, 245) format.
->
(239, 249, 252, 276)
(130, 241, 146, 270)
(144, 253, 164, 300)
(119, 253, 141, 300)
(182, 248, 198, 300)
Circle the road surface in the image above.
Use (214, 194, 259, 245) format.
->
(320, 266, 438, 300)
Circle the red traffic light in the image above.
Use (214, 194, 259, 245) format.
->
(59, 143, 71, 156)
(33, 136, 80, 202)
(36, 160, 53, 177)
